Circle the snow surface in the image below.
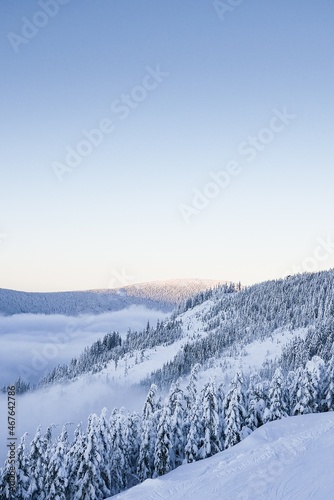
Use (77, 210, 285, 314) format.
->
(112, 412, 334, 500)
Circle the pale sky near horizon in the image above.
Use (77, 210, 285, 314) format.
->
(1, 1, 334, 292)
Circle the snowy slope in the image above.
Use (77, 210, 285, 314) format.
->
(0, 279, 221, 316)
(113, 412, 334, 500)
(18, 303, 305, 460)
(96, 300, 306, 388)
(36, 282, 311, 396)
(36, 293, 304, 392)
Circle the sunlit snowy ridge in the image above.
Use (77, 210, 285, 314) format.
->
(0, 279, 222, 316)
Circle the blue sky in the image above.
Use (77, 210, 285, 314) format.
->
(0, 0, 334, 291)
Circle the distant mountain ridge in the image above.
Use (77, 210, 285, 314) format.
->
(0, 278, 223, 316)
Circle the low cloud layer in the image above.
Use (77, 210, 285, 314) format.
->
(0, 306, 169, 464)
(0, 306, 167, 385)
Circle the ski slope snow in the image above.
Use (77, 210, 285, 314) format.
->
(113, 412, 334, 500)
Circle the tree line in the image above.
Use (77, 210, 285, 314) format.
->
(1, 354, 334, 499)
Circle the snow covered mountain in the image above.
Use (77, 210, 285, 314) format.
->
(39, 270, 334, 391)
(0, 278, 222, 316)
(112, 412, 334, 500)
(2, 270, 334, 498)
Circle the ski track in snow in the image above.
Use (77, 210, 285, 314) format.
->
(112, 413, 334, 500)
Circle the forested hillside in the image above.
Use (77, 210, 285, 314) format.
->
(1, 270, 334, 499)
(1, 354, 334, 498)
(38, 271, 334, 390)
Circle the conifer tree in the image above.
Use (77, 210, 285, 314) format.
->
(185, 364, 201, 412)
(97, 408, 112, 496)
(137, 384, 159, 481)
(15, 432, 30, 499)
(323, 354, 334, 411)
(27, 425, 48, 499)
(125, 412, 141, 486)
(45, 425, 69, 499)
(286, 370, 298, 415)
(263, 368, 288, 422)
(201, 379, 221, 458)
(216, 382, 226, 444)
(224, 372, 246, 449)
(66, 423, 84, 497)
(73, 414, 105, 500)
(185, 394, 204, 463)
(154, 404, 172, 477)
(168, 381, 185, 468)
(109, 409, 127, 495)
(292, 364, 319, 415)
(0, 450, 17, 499)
